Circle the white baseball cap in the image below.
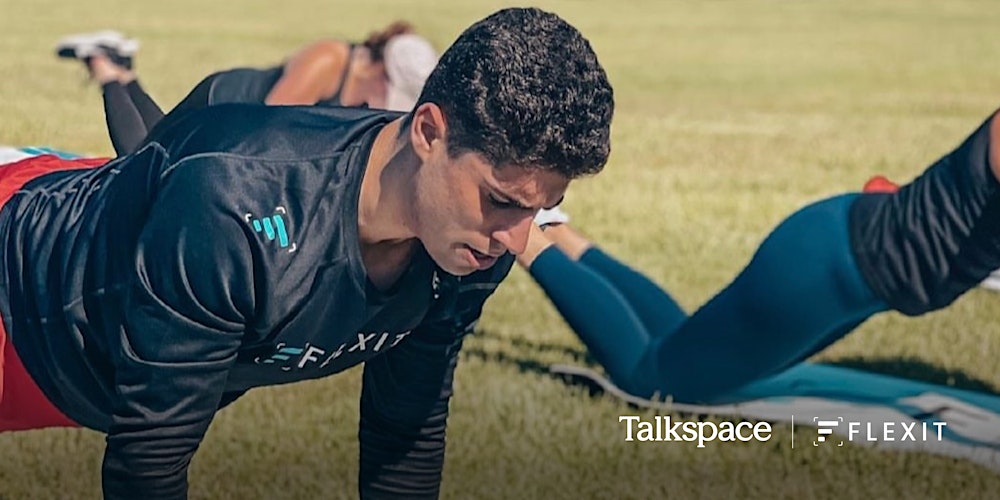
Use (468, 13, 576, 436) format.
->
(383, 34, 438, 112)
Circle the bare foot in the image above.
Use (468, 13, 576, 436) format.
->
(541, 223, 593, 261)
(87, 53, 134, 84)
(515, 223, 555, 268)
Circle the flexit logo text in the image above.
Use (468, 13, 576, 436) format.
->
(812, 417, 947, 446)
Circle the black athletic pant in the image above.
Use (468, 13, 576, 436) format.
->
(101, 75, 215, 157)
(101, 80, 164, 156)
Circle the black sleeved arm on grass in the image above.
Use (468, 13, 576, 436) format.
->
(357, 257, 513, 499)
(102, 158, 252, 499)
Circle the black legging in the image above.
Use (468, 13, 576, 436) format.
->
(101, 67, 281, 157)
(101, 80, 165, 156)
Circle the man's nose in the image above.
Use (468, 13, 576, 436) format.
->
(490, 212, 534, 255)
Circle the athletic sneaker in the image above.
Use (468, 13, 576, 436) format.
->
(862, 175, 900, 194)
(533, 205, 571, 227)
(55, 30, 139, 69)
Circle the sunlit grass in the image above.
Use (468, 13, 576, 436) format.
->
(1, 0, 999, 498)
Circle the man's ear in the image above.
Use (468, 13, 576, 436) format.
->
(409, 102, 448, 162)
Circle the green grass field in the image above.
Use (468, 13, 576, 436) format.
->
(2, 0, 1000, 498)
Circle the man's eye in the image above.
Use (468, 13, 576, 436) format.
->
(488, 194, 515, 209)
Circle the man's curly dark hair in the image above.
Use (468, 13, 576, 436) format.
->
(416, 7, 614, 179)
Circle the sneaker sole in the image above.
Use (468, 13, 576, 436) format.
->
(55, 30, 138, 60)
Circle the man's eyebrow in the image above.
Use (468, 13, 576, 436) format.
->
(489, 183, 564, 211)
(489, 184, 533, 209)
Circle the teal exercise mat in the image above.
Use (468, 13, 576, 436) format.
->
(0, 146, 84, 165)
(551, 362, 1000, 472)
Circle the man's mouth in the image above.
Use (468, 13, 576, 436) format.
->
(464, 245, 498, 269)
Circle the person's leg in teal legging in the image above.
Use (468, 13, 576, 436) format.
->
(525, 195, 886, 403)
(536, 223, 688, 339)
(625, 193, 887, 402)
(522, 240, 661, 381)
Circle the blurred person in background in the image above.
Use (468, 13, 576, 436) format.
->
(56, 21, 437, 156)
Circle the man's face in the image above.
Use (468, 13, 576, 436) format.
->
(412, 147, 569, 276)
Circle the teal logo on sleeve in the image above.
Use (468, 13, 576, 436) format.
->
(246, 206, 297, 252)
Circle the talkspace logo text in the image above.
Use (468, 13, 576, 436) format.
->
(618, 415, 773, 448)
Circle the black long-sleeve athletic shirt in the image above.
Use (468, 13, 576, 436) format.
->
(0, 104, 514, 498)
(849, 113, 1000, 315)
